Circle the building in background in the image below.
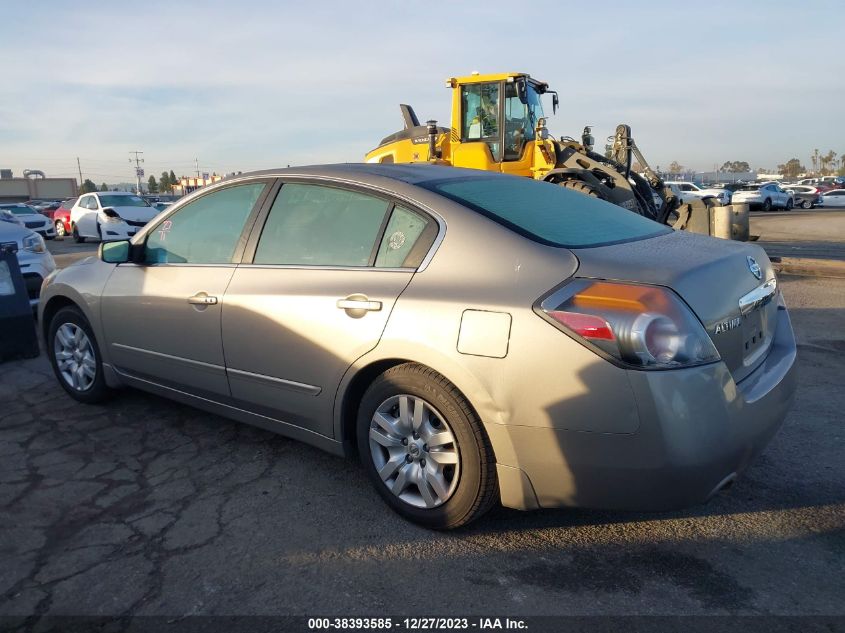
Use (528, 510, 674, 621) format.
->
(0, 169, 78, 203)
(170, 174, 225, 196)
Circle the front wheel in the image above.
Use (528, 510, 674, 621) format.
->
(357, 363, 497, 529)
(48, 306, 113, 403)
(558, 179, 603, 198)
(762, 198, 772, 212)
(55, 220, 67, 237)
(801, 199, 812, 209)
(72, 224, 85, 243)
(785, 198, 794, 210)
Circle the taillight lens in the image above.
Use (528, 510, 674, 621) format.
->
(539, 279, 720, 370)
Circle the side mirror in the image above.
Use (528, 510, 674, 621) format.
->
(99, 240, 130, 264)
(552, 93, 559, 114)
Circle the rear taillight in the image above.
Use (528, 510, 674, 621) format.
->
(538, 279, 720, 370)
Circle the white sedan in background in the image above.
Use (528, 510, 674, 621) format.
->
(69, 192, 161, 242)
(664, 181, 732, 205)
(731, 183, 793, 211)
(0, 204, 56, 239)
(819, 190, 845, 207)
(0, 221, 56, 308)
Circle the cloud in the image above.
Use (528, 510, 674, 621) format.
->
(2, 0, 842, 179)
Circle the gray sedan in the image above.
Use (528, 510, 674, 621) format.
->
(38, 164, 797, 528)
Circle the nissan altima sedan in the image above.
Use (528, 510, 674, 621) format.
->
(38, 164, 797, 529)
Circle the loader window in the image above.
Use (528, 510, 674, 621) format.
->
(503, 82, 540, 161)
(461, 82, 500, 160)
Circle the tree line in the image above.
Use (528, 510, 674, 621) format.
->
(78, 170, 181, 195)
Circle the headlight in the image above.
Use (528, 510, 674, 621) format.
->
(539, 279, 720, 370)
(22, 233, 46, 253)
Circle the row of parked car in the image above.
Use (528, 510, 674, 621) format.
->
(0, 194, 172, 307)
(663, 178, 845, 211)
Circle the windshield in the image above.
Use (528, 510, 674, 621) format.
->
(1, 206, 36, 215)
(421, 176, 670, 248)
(503, 81, 546, 161)
(98, 194, 150, 207)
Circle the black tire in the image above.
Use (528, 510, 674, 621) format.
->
(801, 199, 812, 209)
(559, 179, 603, 198)
(72, 224, 85, 243)
(48, 306, 113, 404)
(45, 235, 55, 240)
(785, 198, 794, 210)
(357, 363, 497, 529)
(762, 198, 772, 212)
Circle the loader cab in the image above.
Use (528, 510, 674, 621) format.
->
(452, 73, 550, 176)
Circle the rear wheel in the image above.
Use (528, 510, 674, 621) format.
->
(357, 363, 497, 529)
(72, 224, 85, 243)
(801, 199, 812, 209)
(55, 220, 66, 237)
(762, 198, 772, 212)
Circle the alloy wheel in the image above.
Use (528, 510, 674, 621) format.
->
(368, 394, 460, 509)
(53, 323, 96, 391)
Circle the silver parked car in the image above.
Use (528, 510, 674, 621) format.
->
(39, 165, 797, 528)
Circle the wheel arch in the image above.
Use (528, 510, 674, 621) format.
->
(40, 294, 82, 343)
(334, 352, 502, 465)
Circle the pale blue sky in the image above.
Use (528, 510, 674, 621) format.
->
(1, 0, 842, 183)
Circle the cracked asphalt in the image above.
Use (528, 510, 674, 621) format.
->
(0, 275, 843, 619)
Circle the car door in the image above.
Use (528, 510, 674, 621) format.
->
(72, 195, 94, 236)
(99, 181, 271, 399)
(221, 180, 439, 437)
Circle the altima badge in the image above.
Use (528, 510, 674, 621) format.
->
(715, 317, 742, 335)
(747, 256, 762, 280)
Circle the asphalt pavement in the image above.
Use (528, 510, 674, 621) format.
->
(1, 275, 843, 620)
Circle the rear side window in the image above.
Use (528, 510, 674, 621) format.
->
(422, 176, 670, 248)
(254, 184, 389, 266)
(375, 205, 436, 268)
(145, 183, 266, 264)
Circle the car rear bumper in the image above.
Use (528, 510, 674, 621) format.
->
(497, 305, 797, 511)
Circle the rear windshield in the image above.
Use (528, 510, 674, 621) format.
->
(420, 176, 670, 248)
(738, 185, 761, 191)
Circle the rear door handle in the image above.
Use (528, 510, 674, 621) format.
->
(188, 292, 218, 306)
(336, 299, 382, 311)
(336, 294, 382, 318)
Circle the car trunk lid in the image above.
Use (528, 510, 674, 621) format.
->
(572, 230, 778, 382)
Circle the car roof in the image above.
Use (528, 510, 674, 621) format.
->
(230, 163, 497, 187)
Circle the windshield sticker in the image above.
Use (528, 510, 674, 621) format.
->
(158, 220, 172, 241)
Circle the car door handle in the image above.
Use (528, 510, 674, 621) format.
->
(188, 292, 218, 306)
(336, 298, 382, 311)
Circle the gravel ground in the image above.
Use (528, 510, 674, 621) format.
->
(0, 275, 843, 621)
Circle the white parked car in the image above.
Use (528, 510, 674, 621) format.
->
(0, 221, 56, 308)
(0, 204, 56, 239)
(664, 181, 731, 205)
(819, 189, 845, 207)
(69, 192, 161, 243)
(731, 183, 793, 211)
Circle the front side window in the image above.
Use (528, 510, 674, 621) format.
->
(254, 184, 390, 267)
(503, 82, 540, 161)
(145, 183, 266, 264)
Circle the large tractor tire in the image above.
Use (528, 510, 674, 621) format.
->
(558, 179, 604, 199)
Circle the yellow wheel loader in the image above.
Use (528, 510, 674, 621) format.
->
(365, 72, 748, 241)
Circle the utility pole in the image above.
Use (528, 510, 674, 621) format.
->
(76, 157, 83, 189)
(195, 157, 200, 180)
(129, 150, 145, 194)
